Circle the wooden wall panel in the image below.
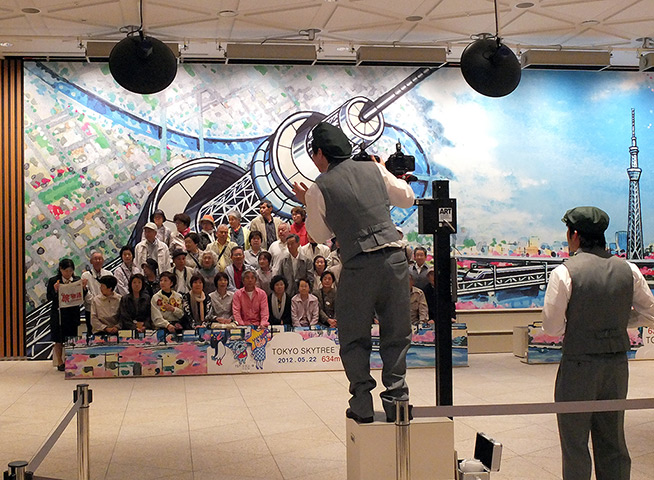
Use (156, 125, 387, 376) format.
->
(0, 58, 25, 358)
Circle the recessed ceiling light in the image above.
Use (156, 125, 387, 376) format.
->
(21, 7, 41, 14)
(336, 46, 351, 51)
(0, 42, 13, 47)
(406, 16, 423, 22)
(515, 2, 534, 8)
(218, 10, 238, 18)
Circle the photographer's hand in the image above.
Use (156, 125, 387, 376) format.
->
(292, 182, 309, 205)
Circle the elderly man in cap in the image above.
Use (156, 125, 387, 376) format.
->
(294, 122, 414, 423)
(542, 206, 654, 480)
(135, 222, 172, 273)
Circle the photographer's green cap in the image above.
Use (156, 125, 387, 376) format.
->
(562, 206, 609, 235)
(312, 122, 352, 160)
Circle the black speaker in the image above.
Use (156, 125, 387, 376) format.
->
(109, 33, 177, 95)
(460, 38, 521, 98)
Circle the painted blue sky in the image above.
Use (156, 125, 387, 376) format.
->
(409, 68, 654, 246)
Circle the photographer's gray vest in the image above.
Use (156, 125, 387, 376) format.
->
(563, 247, 633, 355)
(315, 159, 400, 264)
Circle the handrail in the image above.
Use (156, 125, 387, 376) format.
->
(4, 384, 92, 480)
(413, 397, 654, 418)
(390, 397, 654, 479)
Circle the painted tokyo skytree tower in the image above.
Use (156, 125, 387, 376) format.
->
(627, 108, 644, 260)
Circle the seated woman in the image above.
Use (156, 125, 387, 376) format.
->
(151, 271, 187, 332)
(312, 255, 327, 292)
(268, 275, 292, 326)
(232, 270, 269, 327)
(47, 258, 88, 371)
(90, 275, 122, 334)
(291, 278, 319, 327)
(208, 272, 237, 328)
(141, 258, 160, 297)
(182, 275, 212, 328)
(118, 273, 151, 332)
(194, 250, 219, 295)
(255, 251, 274, 296)
(316, 271, 337, 328)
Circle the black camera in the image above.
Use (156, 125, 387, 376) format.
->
(351, 143, 381, 163)
(386, 141, 415, 177)
(352, 141, 415, 179)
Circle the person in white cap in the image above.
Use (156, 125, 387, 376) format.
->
(135, 222, 171, 273)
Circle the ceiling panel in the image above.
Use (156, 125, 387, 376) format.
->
(540, 0, 617, 22)
(0, 0, 652, 65)
(429, 0, 495, 17)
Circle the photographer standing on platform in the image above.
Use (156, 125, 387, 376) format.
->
(542, 206, 654, 480)
(293, 122, 415, 423)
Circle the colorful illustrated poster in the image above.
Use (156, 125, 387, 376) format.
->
(24, 62, 654, 358)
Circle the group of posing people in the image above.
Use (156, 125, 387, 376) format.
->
(47, 201, 344, 370)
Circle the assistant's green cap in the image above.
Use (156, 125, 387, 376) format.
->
(561, 206, 609, 235)
(312, 122, 352, 160)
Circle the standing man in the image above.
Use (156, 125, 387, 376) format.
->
(300, 233, 331, 261)
(225, 246, 255, 292)
(268, 222, 290, 267)
(250, 200, 282, 250)
(135, 222, 171, 273)
(274, 233, 313, 297)
(208, 224, 237, 272)
(294, 122, 415, 423)
(409, 246, 430, 289)
(542, 206, 654, 480)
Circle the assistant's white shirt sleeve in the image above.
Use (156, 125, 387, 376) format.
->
(541, 264, 571, 336)
(628, 262, 654, 328)
(304, 183, 333, 245)
(376, 162, 415, 208)
(305, 163, 415, 245)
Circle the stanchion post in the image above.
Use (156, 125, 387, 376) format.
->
(6, 461, 28, 480)
(74, 384, 92, 480)
(395, 399, 411, 480)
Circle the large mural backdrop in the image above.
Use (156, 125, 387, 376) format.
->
(23, 61, 654, 358)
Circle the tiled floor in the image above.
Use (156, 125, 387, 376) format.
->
(1, 354, 654, 479)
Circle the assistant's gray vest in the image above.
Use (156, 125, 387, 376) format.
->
(562, 247, 633, 355)
(315, 159, 400, 264)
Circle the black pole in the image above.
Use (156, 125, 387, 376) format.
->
(417, 180, 456, 406)
(433, 181, 454, 406)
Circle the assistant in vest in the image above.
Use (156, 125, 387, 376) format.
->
(294, 122, 415, 424)
(542, 206, 654, 480)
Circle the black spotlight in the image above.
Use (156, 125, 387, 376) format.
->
(460, 38, 521, 98)
(109, 32, 177, 95)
